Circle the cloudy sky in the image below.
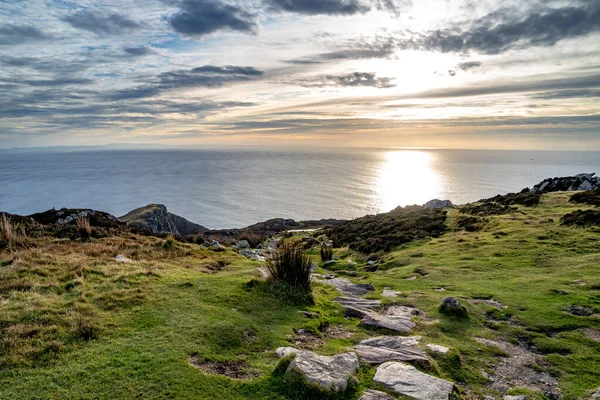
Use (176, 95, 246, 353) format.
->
(1, 0, 599, 149)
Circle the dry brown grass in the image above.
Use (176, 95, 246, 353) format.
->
(76, 216, 92, 241)
(0, 214, 27, 249)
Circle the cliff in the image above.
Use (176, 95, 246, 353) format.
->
(119, 204, 208, 236)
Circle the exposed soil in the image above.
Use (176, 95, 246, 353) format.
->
(188, 356, 258, 380)
(323, 324, 353, 339)
(292, 329, 324, 349)
(561, 209, 600, 227)
(581, 328, 600, 343)
(474, 338, 560, 398)
(468, 298, 507, 309)
(569, 188, 600, 206)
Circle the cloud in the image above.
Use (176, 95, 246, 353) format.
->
(456, 61, 482, 71)
(406, 3, 600, 55)
(109, 65, 264, 100)
(285, 35, 398, 64)
(266, 0, 369, 16)
(124, 47, 155, 57)
(284, 72, 395, 88)
(167, 0, 259, 37)
(0, 24, 50, 46)
(63, 10, 142, 35)
(531, 89, 600, 99)
(22, 78, 94, 87)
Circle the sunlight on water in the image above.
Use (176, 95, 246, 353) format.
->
(375, 150, 442, 212)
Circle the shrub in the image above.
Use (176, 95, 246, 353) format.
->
(162, 235, 177, 250)
(0, 214, 15, 245)
(320, 244, 333, 262)
(76, 216, 92, 241)
(237, 231, 268, 248)
(265, 241, 312, 292)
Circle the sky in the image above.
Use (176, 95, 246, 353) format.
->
(1, 0, 599, 150)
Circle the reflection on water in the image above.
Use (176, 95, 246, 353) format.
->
(375, 150, 442, 211)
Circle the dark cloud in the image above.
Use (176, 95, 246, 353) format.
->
(124, 47, 154, 57)
(407, 3, 600, 55)
(457, 61, 482, 71)
(109, 65, 264, 100)
(63, 10, 142, 35)
(531, 89, 600, 99)
(167, 0, 258, 37)
(285, 35, 397, 64)
(22, 78, 94, 87)
(448, 70, 456, 76)
(0, 24, 50, 46)
(286, 72, 395, 88)
(266, 0, 369, 16)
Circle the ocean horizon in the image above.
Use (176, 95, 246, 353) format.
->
(1, 147, 599, 229)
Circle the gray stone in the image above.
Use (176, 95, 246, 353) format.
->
(384, 305, 421, 318)
(503, 396, 526, 400)
(315, 277, 375, 296)
(114, 255, 132, 263)
(355, 336, 427, 364)
(373, 361, 454, 400)
(439, 297, 467, 316)
(275, 347, 359, 392)
(359, 389, 395, 400)
(235, 240, 250, 249)
(381, 288, 400, 297)
(426, 344, 449, 354)
(334, 296, 381, 310)
(424, 199, 455, 209)
(592, 388, 600, 398)
(360, 312, 415, 333)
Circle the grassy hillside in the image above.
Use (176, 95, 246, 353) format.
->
(1, 192, 599, 399)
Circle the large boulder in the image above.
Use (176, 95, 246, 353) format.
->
(424, 199, 454, 209)
(360, 312, 416, 333)
(276, 347, 359, 392)
(119, 204, 207, 236)
(373, 361, 454, 400)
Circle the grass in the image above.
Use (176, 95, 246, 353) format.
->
(320, 244, 333, 262)
(265, 241, 312, 292)
(0, 191, 598, 399)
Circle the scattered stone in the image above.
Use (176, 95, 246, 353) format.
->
(503, 396, 526, 400)
(359, 389, 395, 400)
(235, 240, 250, 249)
(314, 277, 375, 296)
(469, 298, 506, 309)
(334, 297, 381, 310)
(384, 305, 422, 318)
(426, 344, 449, 354)
(381, 288, 400, 297)
(114, 255, 132, 263)
(434, 287, 446, 292)
(373, 361, 454, 400)
(592, 387, 600, 398)
(565, 305, 593, 316)
(275, 347, 359, 392)
(439, 297, 468, 317)
(406, 276, 417, 281)
(360, 312, 415, 333)
(424, 199, 455, 209)
(530, 173, 600, 193)
(355, 336, 427, 364)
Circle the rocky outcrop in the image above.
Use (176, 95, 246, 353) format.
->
(359, 390, 395, 400)
(28, 208, 122, 228)
(119, 204, 207, 236)
(424, 199, 454, 209)
(373, 361, 454, 400)
(530, 173, 600, 193)
(313, 276, 375, 296)
(276, 347, 359, 392)
(241, 218, 345, 234)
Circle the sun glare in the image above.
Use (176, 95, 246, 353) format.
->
(375, 150, 442, 212)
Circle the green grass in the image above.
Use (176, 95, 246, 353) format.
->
(1, 192, 599, 399)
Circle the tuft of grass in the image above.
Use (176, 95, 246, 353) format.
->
(320, 244, 333, 262)
(0, 214, 26, 249)
(265, 241, 312, 292)
(75, 216, 92, 241)
(161, 234, 177, 250)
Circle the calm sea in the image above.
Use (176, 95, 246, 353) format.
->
(0, 148, 598, 229)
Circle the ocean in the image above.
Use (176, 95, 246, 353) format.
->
(0, 148, 598, 229)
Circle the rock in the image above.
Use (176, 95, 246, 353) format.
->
(355, 336, 427, 364)
(359, 389, 395, 400)
(314, 277, 375, 296)
(275, 347, 359, 392)
(381, 288, 400, 297)
(426, 344, 449, 354)
(592, 388, 600, 398)
(235, 240, 250, 249)
(334, 297, 381, 311)
(424, 199, 455, 209)
(360, 312, 415, 333)
(324, 259, 337, 266)
(114, 255, 132, 263)
(565, 305, 593, 316)
(239, 249, 253, 257)
(503, 396, 526, 400)
(384, 305, 421, 318)
(267, 240, 280, 250)
(530, 173, 600, 193)
(373, 361, 454, 400)
(119, 204, 207, 236)
(439, 297, 468, 317)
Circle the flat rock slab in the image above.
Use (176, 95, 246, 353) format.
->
(426, 344, 449, 354)
(355, 336, 426, 364)
(384, 305, 421, 318)
(359, 389, 395, 400)
(315, 277, 375, 296)
(276, 347, 359, 392)
(360, 312, 415, 333)
(373, 361, 454, 400)
(114, 255, 132, 263)
(381, 288, 400, 297)
(334, 297, 381, 310)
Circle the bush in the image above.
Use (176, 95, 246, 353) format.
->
(75, 216, 92, 241)
(320, 244, 333, 262)
(265, 241, 312, 292)
(162, 234, 177, 250)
